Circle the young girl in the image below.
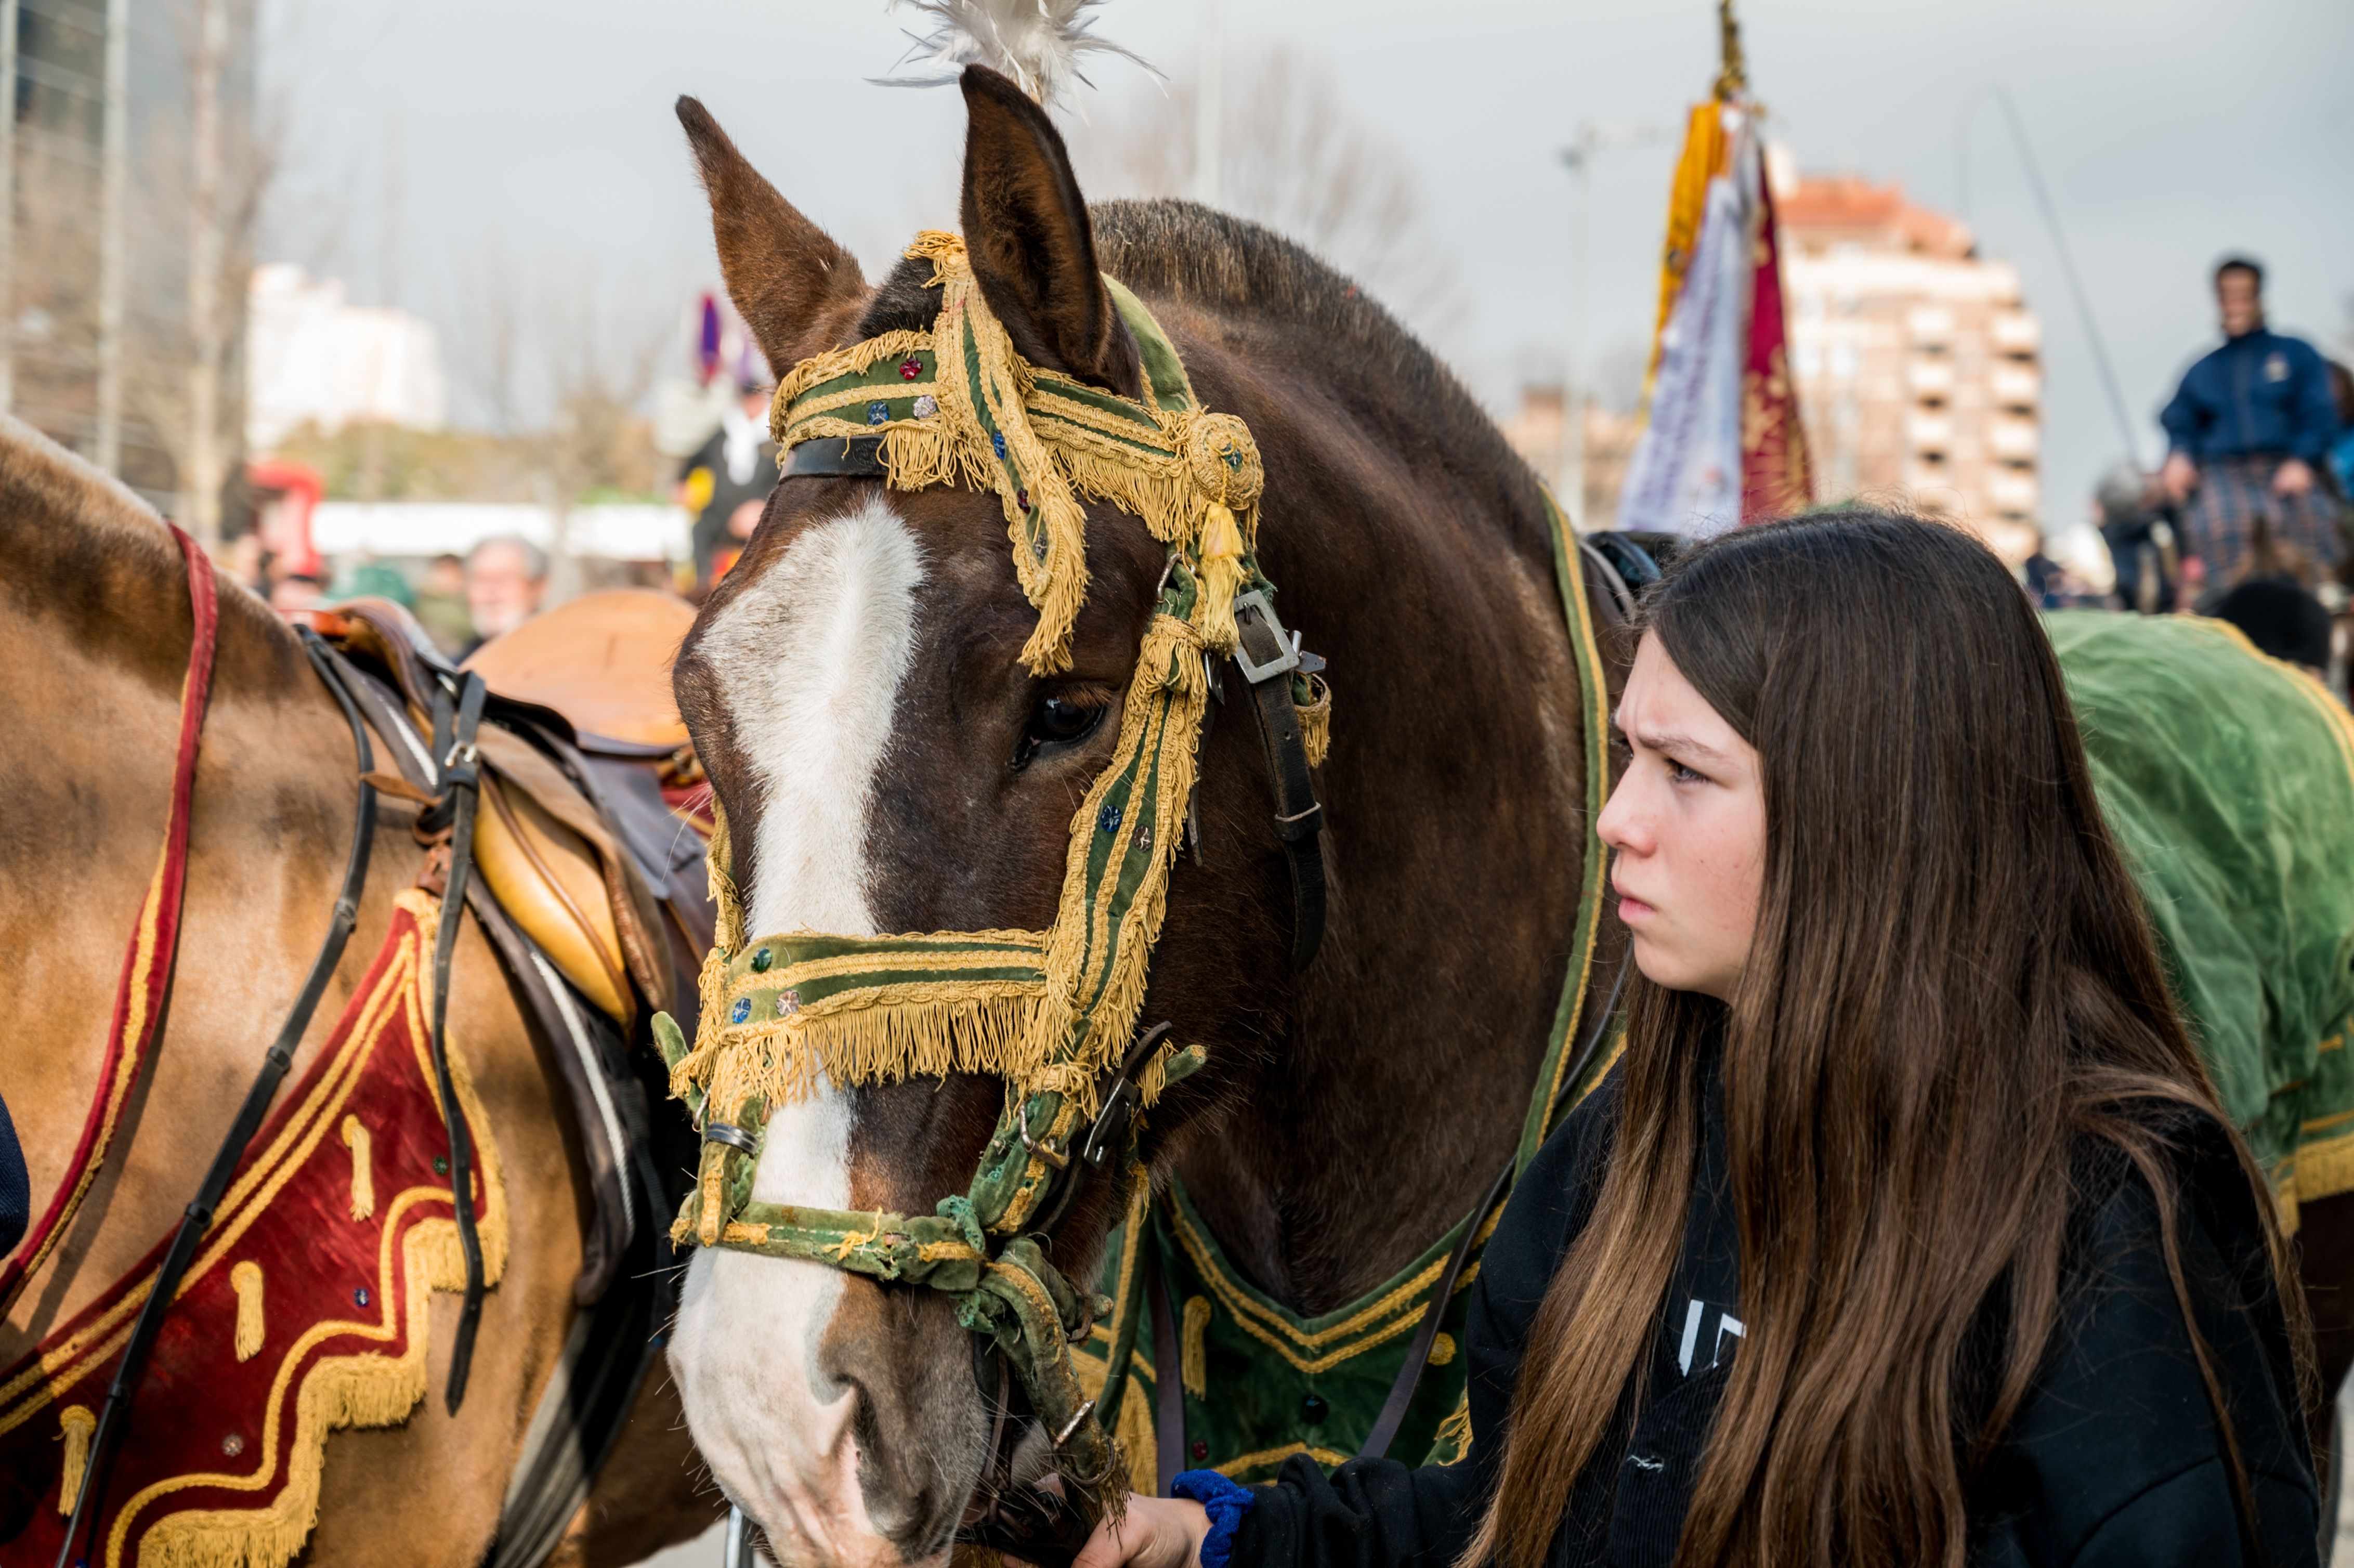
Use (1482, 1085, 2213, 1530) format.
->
(1078, 512, 2319, 1568)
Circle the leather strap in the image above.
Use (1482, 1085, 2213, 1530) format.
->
(424, 673, 492, 1412)
(1357, 1157, 1512, 1463)
(1232, 595, 1326, 970)
(1149, 1245, 1186, 1496)
(1354, 943, 1633, 1464)
(54, 629, 377, 1568)
(784, 435, 888, 478)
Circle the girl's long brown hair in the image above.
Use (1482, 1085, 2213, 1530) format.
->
(1464, 513, 2311, 1568)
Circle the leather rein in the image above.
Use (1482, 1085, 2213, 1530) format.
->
(43, 550, 499, 1567)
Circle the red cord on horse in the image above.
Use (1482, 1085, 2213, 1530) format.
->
(0, 522, 218, 1312)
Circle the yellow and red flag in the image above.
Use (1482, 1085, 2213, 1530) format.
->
(1619, 8, 1810, 535)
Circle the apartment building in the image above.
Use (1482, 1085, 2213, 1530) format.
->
(1775, 167, 2044, 563)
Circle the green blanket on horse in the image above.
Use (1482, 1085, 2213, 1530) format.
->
(2046, 609, 2354, 1227)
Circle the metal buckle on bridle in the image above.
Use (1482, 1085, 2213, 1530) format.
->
(702, 1121, 760, 1154)
(1231, 588, 1301, 684)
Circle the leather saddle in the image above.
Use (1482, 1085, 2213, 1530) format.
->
(315, 595, 711, 1031)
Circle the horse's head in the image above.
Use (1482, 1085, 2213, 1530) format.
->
(665, 70, 1312, 1563)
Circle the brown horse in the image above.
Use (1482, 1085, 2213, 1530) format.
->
(661, 71, 1613, 1563)
(0, 422, 716, 1566)
(663, 68, 2354, 1565)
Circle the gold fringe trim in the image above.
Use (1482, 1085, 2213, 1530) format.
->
(57, 1404, 94, 1516)
(1432, 1393, 1474, 1459)
(674, 618, 1211, 1123)
(698, 989, 1039, 1125)
(339, 1116, 373, 1222)
(1023, 613, 1211, 1116)
(231, 1262, 264, 1363)
(677, 236, 1299, 1129)
(1181, 1296, 1211, 1400)
(771, 231, 1268, 674)
(130, 1220, 445, 1568)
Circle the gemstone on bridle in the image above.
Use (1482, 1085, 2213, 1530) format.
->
(867, 400, 891, 426)
(1098, 803, 1123, 835)
(913, 395, 939, 419)
(750, 947, 773, 973)
(899, 356, 923, 381)
(730, 997, 752, 1025)
(777, 990, 800, 1018)
(991, 431, 1008, 459)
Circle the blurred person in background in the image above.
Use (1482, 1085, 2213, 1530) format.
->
(2096, 463, 2179, 613)
(269, 572, 326, 614)
(2325, 361, 2354, 509)
(333, 560, 414, 609)
(675, 376, 777, 591)
(412, 552, 474, 657)
(2210, 575, 2333, 680)
(462, 535, 547, 659)
(2160, 257, 2343, 585)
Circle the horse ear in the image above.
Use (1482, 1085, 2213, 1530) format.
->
(676, 96, 867, 374)
(958, 67, 1142, 398)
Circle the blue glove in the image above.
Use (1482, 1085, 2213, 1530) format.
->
(1171, 1470, 1256, 1568)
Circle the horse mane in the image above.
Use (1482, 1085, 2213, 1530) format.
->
(857, 199, 1548, 542)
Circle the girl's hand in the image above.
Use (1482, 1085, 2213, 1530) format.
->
(1068, 1495, 1211, 1568)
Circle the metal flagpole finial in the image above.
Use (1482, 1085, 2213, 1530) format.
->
(1712, 0, 1748, 101)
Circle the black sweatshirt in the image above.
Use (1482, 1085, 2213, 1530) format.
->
(1231, 1054, 2319, 1568)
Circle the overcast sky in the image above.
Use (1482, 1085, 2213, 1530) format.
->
(265, 0, 2353, 533)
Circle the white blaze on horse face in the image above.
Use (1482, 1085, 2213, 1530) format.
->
(670, 495, 925, 1563)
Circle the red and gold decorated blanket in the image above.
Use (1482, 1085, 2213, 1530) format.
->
(0, 889, 508, 1567)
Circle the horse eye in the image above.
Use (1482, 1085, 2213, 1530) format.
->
(1031, 695, 1104, 744)
(1015, 694, 1108, 769)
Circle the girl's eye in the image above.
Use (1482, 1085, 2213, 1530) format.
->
(1668, 760, 1706, 785)
(1014, 694, 1108, 770)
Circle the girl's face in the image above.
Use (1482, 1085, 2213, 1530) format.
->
(1597, 635, 1767, 1000)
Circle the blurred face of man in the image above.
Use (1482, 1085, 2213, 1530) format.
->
(467, 542, 544, 640)
(2218, 269, 2263, 337)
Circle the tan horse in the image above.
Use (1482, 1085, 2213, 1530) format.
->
(0, 420, 715, 1566)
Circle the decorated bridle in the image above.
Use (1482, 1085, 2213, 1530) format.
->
(656, 232, 1331, 1525)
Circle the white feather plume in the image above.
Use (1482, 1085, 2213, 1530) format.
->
(879, 0, 1159, 108)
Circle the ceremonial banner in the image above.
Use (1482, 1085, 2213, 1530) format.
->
(0, 890, 508, 1568)
(1620, 77, 1811, 535)
(1741, 169, 1812, 519)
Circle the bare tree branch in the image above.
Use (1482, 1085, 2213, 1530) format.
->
(1068, 46, 1465, 336)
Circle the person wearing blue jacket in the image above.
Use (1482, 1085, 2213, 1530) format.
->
(2159, 257, 2343, 580)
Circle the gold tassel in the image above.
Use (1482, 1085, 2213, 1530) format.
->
(232, 1260, 265, 1362)
(1181, 1295, 1211, 1400)
(56, 1404, 94, 1515)
(1427, 1331, 1457, 1367)
(341, 1115, 374, 1221)
(1195, 502, 1248, 655)
(1295, 674, 1332, 769)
